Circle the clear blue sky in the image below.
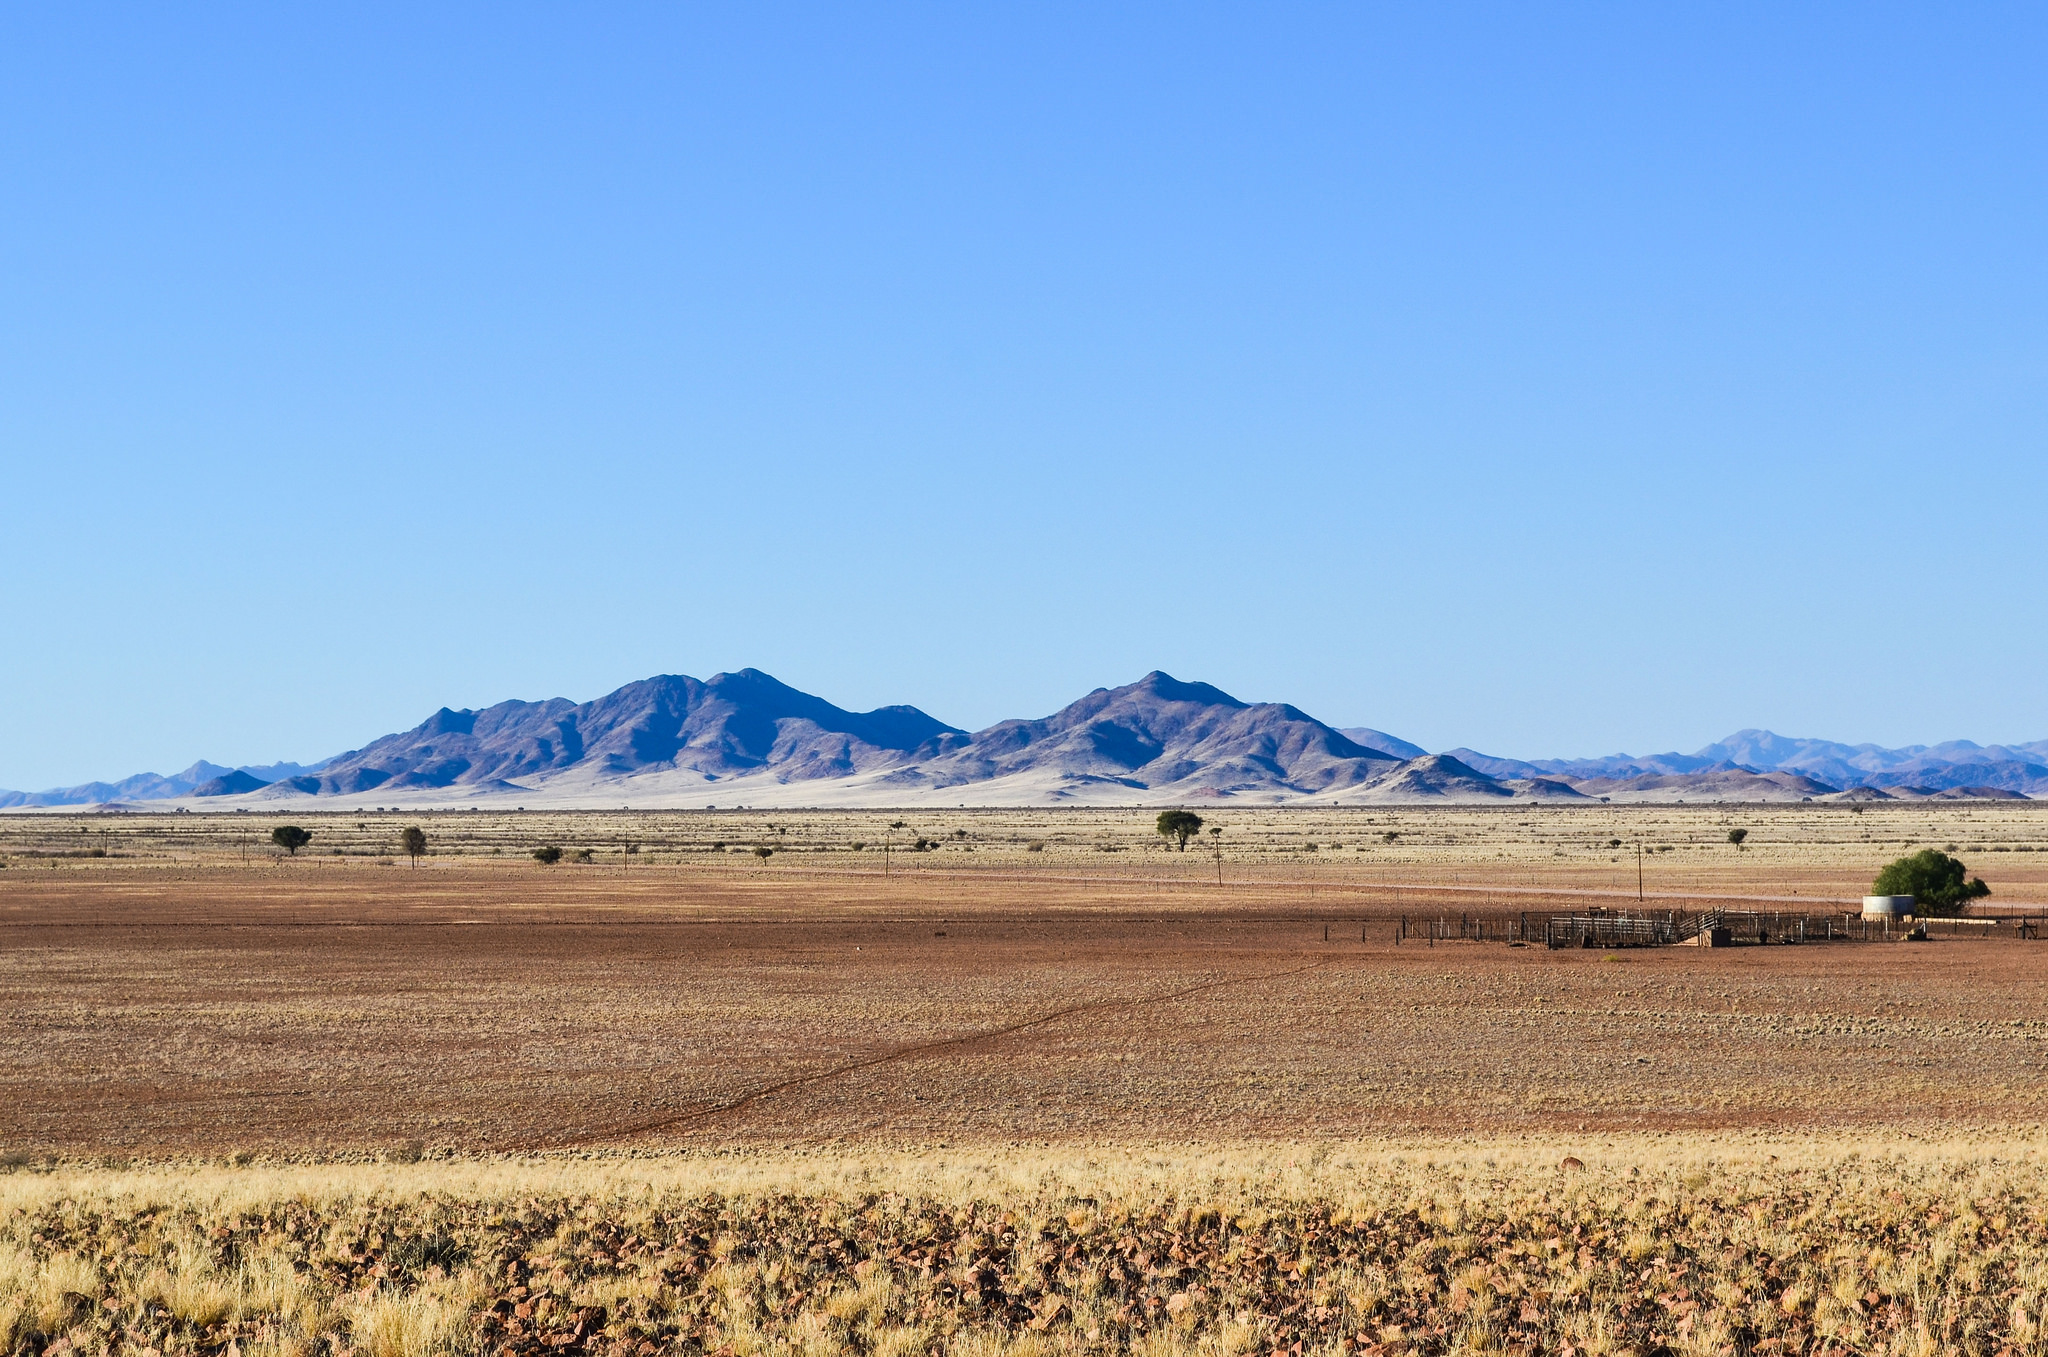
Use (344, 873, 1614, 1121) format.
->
(4, 3, 2045, 789)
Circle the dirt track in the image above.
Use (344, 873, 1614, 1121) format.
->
(5, 843, 2047, 1157)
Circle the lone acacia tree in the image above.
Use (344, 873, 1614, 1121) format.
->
(532, 845, 563, 865)
(1727, 828, 1748, 848)
(1155, 809, 1204, 851)
(271, 825, 312, 856)
(1872, 849, 1989, 916)
(400, 825, 427, 869)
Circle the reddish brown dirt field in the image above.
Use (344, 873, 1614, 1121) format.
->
(5, 849, 2047, 1158)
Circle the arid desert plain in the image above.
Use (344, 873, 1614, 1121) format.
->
(5, 803, 2048, 1355)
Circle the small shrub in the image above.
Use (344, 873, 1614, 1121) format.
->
(532, 846, 563, 866)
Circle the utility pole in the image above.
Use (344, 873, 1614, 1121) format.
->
(1637, 840, 1645, 902)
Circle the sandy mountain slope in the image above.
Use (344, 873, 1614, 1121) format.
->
(1444, 748, 1721, 780)
(1299, 754, 1512, 803)
(280, 670, 964, 796)
(874, 672, 1405, 799)
(1569, 766, 1839, 802)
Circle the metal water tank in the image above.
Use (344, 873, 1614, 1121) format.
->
(1862, 895, 1914, 917)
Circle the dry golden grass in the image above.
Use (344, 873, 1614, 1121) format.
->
(5, 1138, 2048, 1356)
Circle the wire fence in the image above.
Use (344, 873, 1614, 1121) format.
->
(1379, 908, 2048, 948)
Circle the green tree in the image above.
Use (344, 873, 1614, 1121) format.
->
(1155, 810, 1204, 851)
(1872, 849, 1990, 916)
(532, 845, 563, 865)
(400, 826, 427, 868)
(753, 845, 774, 863)
(271, 825, 312, 856)
(1727, 828, 1748, 848)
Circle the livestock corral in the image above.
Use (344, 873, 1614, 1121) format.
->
(4, 804, 2048, 1355)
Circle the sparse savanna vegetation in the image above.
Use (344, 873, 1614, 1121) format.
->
(5, 1143, 2048, 1357)
(6, 805, 2048, 1356)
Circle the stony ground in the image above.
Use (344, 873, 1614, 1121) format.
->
(3, 807, 2046, 1157)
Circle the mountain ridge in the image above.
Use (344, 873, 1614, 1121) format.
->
(0, 758, 330, 809)
(3, 673, 2041, 807)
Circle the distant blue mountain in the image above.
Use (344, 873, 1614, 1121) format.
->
(0, 758, 331, 808)
(4, 689, 2043, 807)
(1338, 727, 1428, 760)
(1451, 728, 2048, 797)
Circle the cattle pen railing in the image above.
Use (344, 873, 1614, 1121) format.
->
(1384, 909, 2048, 948)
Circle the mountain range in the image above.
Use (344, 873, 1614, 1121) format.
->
(3, 670, 2042, 808)
(0, 760, 330, 809)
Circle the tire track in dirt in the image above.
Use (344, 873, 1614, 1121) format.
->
(540, 956, 1346, 1149)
